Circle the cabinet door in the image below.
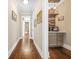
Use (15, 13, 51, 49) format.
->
(57, 33, 64, 46)
(49, 33, 57, 47)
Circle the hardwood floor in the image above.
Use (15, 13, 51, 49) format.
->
(9, 39, 42, 59)
(49, 47, 71, 59)
(9, 39, 71, 59)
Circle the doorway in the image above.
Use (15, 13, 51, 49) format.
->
(25, 22, 29, 33)
(22, 16, 31, 37)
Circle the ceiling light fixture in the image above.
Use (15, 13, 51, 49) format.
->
(23, 0, 28, 4)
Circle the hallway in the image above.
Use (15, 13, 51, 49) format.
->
(8, 0, 48, 59)
(9, 39, 42, 59)
(8, 0, 71, 59)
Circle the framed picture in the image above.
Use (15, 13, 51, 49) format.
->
(37, 10, 42, 24)
(12, 11, 17, 21)
(58, 16, 64, 21)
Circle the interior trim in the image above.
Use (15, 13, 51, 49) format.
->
(8, 37, 22, 58)
(63, 43, 71, 50)
(33, 40, 43, 58)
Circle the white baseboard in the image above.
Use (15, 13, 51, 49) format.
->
(49, 43, 71, 50)
(33, 40, 43, 58)
(49, 44, 57, 47)
(8, 37, 22, 57)
(63, 44, 71, 50)
(49, 44, 62, 47)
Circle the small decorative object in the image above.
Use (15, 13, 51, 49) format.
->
(12, 11, 17, 21)
(37, 10, 42, 24)
(58, 16, 64, 21)
(53, 26, 59, 31)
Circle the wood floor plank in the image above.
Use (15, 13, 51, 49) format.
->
(9, 39, 42, 59)
(9, 39, 71, 59)
(49, 47, 71, 59)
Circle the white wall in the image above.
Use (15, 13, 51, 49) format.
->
(32, 0, 48, 59)
(42, 0, 48, 59)
(32, 0, 43, 57)
(8, 0, 21, 52)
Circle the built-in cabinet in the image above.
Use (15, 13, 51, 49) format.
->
(48, 0, 65, 47)
(49, 31, 66, 47)
(48, 8, 59, 31)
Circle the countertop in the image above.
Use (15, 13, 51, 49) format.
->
(49, 31, 66, 34)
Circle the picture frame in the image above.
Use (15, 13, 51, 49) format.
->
(12, 11, 17, 21)
(37, 10, 42, 24)
(58, 16, 64, 21)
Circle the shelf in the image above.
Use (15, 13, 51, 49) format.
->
(48, 20, 55, 22)
(49, 13, 58, 18)
(49, 31, 66, 34)
(48, 8, 58, 28)
(48, 18, 55, 19)
(48, 0, 60, 3)
(48, 18, 55, 21)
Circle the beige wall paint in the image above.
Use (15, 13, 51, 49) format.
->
(8, 0, 21, 51)
(64, 0, 71, 45)
(56, 0, 71, 46)
(56, 1, 65, 32)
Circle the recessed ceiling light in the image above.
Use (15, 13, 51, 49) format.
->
(23, 0, 28, 4)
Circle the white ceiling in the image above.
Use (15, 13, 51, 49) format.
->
(16, 0, 33, 14)
(16, 0, 64, 14)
